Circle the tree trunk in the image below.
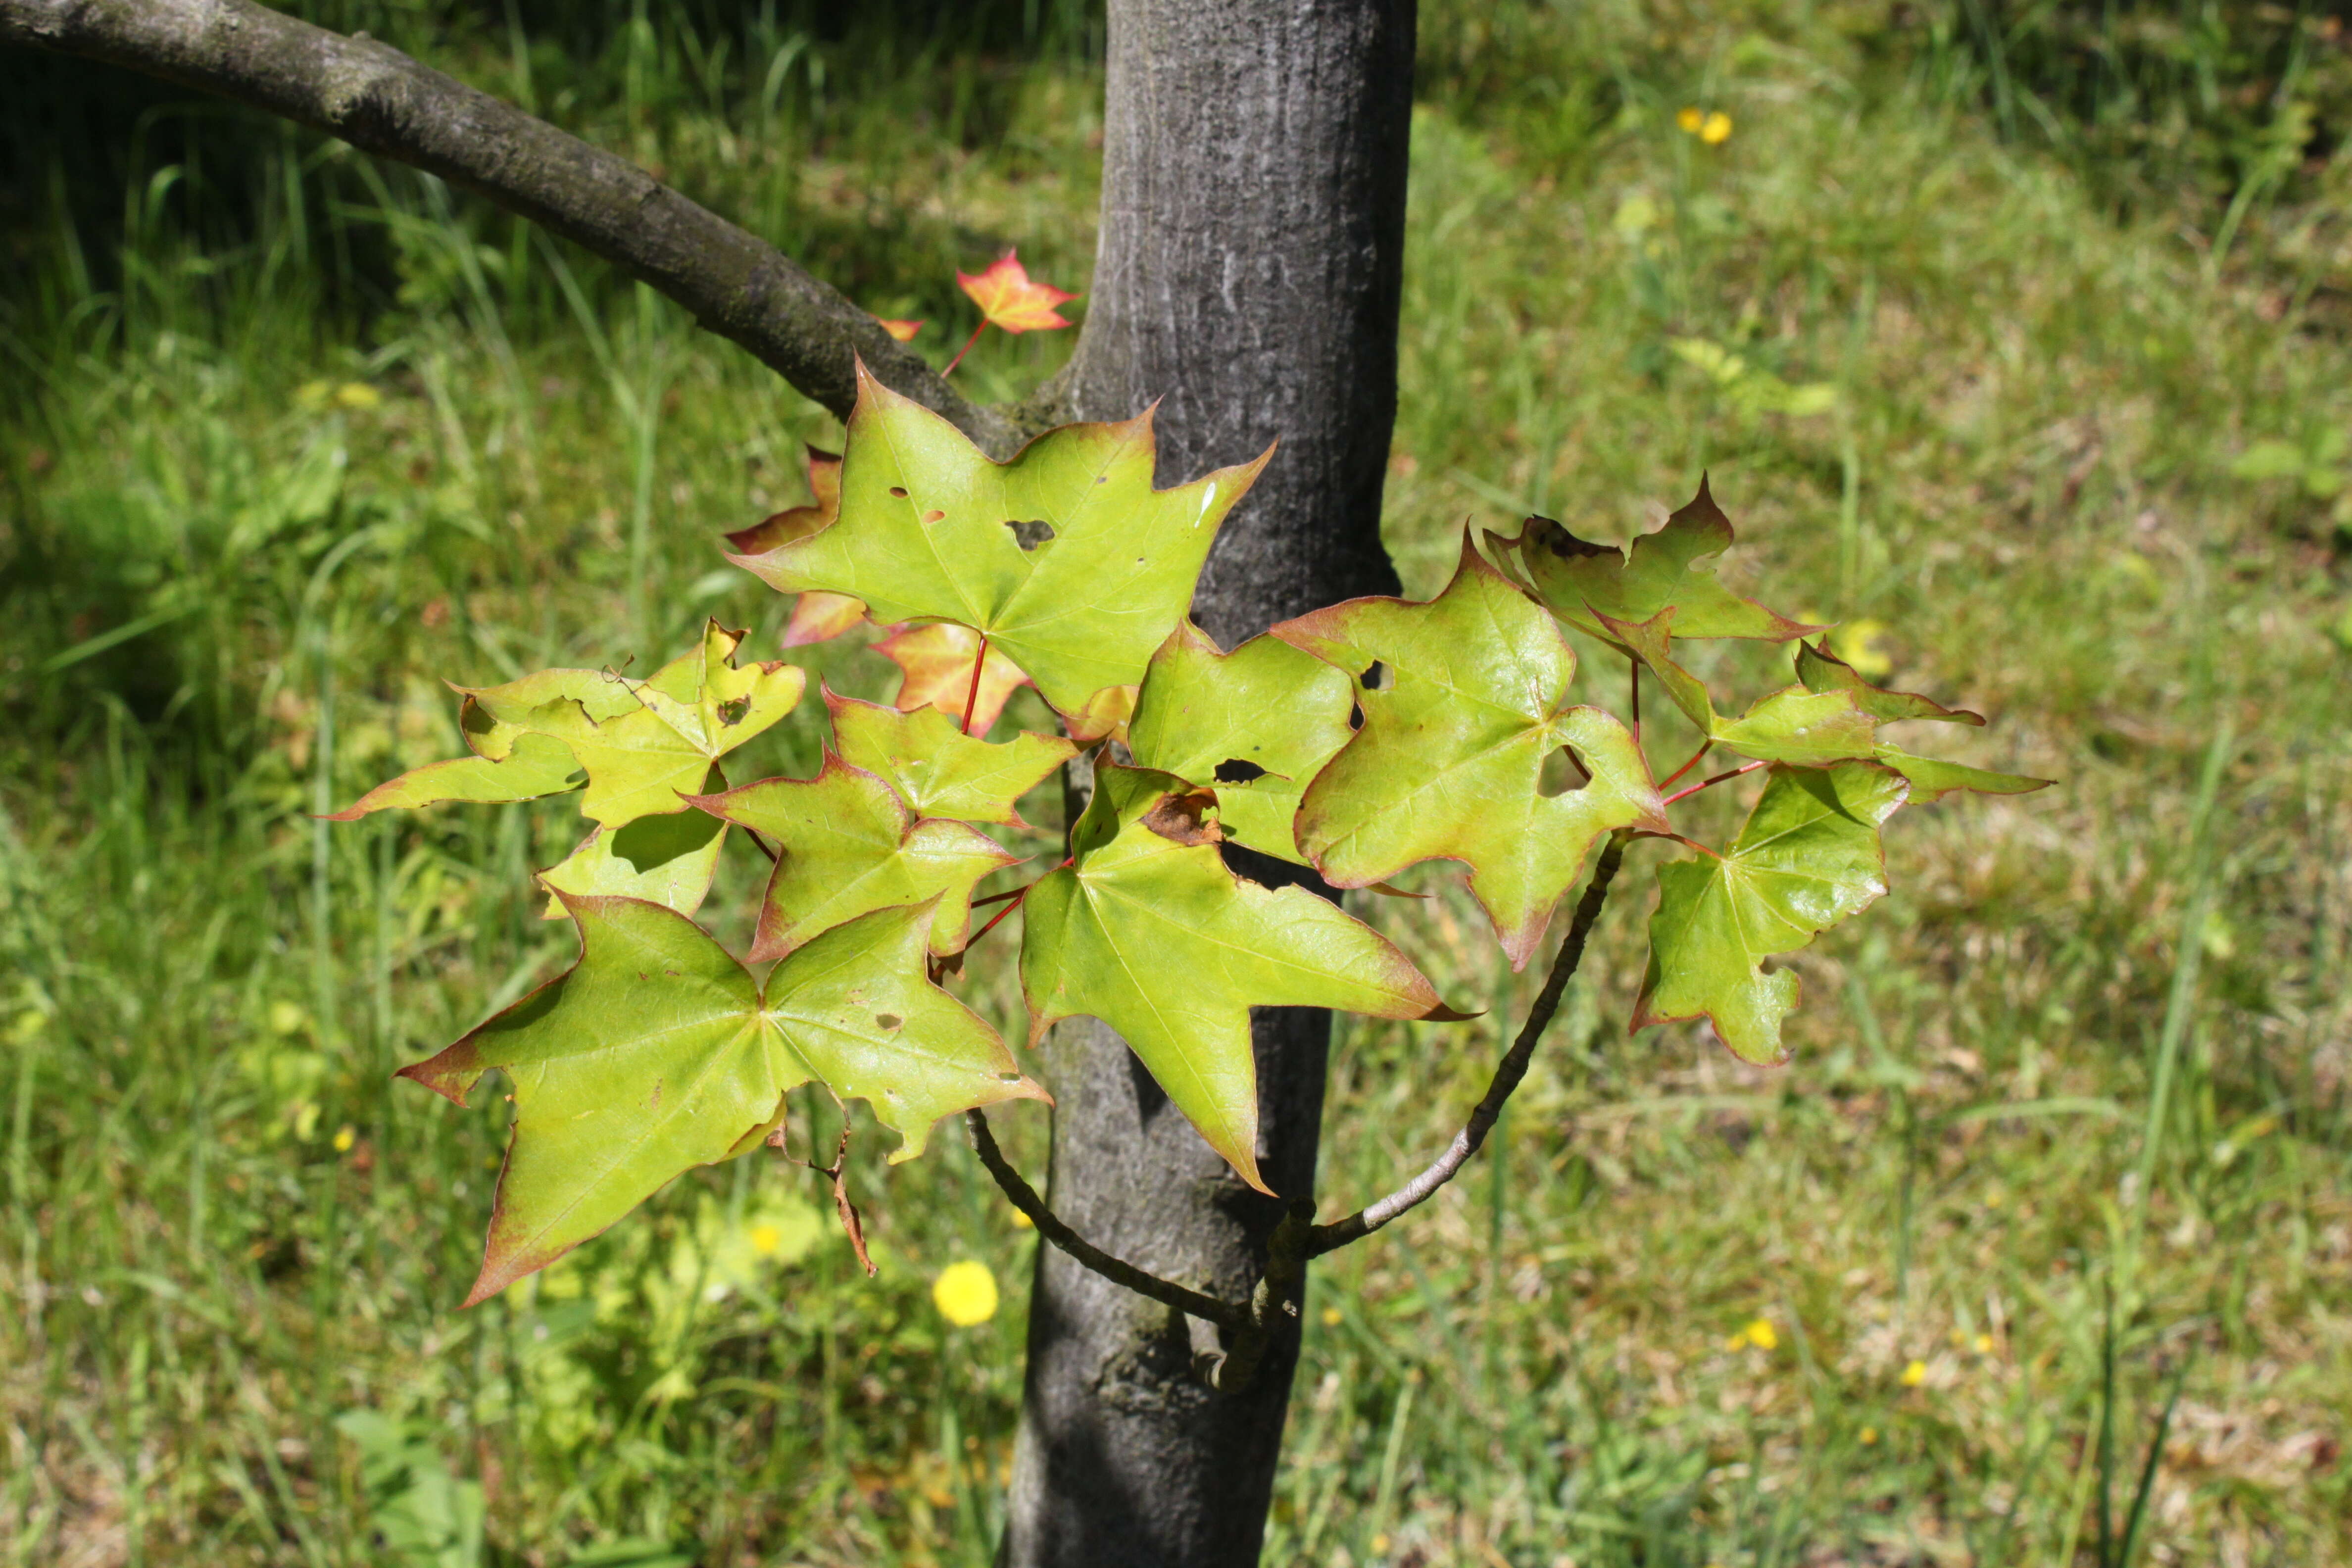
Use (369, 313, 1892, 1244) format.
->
(1004, 3, 1416, 1563)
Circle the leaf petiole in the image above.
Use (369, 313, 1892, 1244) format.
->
(1660, 758, 1766, 806)
(1657, 739, 1714, 790)
(963, 633, 989, 735)
(941, 320, 987, 377)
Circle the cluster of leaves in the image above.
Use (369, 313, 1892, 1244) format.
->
(337, 367, 2044, 1303)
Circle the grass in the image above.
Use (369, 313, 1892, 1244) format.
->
(3, 0, 2350, 1563)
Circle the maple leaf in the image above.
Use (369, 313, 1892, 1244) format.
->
(1494, 478, 1823, 644)
(1056, 682, 1138, 746)
(957, 250, 1077, 334)
(1019, 762, 1463, 1193)
(1271, 539, 1669, 969)
(828, 690, 1075, 827)
(562, 621, 806, 826)
(1633, 762, 1907, 1065)
(732, 363, 1270, 716)
(691, 760, 1020, 960)
(723, 448, 868, 648)
(875, 622, 1032, 736)
(876, 318, 924, 342)
(1126, 621, 1355, 863)
(402, 895, 1047, 1304)
(322, 725, 584, 820)
(1794, 638, 1983, 725)
(536, 806, 728, 921)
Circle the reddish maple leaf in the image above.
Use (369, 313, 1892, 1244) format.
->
(725, 447, 869, 647)
(875, 318, 924, 342)
(957, 251, 1077, 334)
(875, 623, 1031, 736)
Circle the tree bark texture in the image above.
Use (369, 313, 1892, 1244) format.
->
(0, 0, 1011, 449)
(1005, 4, 1416, 1564)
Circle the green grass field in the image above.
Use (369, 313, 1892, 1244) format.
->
(3, 1, 2349, 1563)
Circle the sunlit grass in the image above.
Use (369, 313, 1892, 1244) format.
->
(3, 2, 2349, 1565)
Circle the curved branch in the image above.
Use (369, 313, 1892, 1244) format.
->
(0, 0, 1019, 452)
(965, 1109, 1247, 1333)
(1307, 828, 1629, 1257)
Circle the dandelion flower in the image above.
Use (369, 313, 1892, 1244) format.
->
(933, 1260, 999, 1326)
(1743, 1317, 1779, 1351)
(1701, 112, 1733, 145)
(1900, 1359, 1928, 1387)
(1860, 1425, 1879, 1445)
(1323, 1307, 1344, 1328)
(332, 1125, 355, 1153)
(1677, 106, 1705, 134)
(1973, 1333, 1995, 1354)
(748, 1222, 786, 1259)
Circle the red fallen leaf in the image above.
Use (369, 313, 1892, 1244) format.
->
(875, 623, 1030, 736)
(726, 447, 870, 648)
(957, 250, 1078, 334)
(876, 318, 924, 343)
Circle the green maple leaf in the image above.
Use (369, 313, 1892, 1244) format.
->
(323, 726, 584, 820)
(326, 669, 630, 819)
(537, 806, 728, 921)
(1597, 607, 1880, 768)
(731, 363, 1270, 715)
(401, 895, 1046, 1303)
(692, 760, 1020, 960)
(562, 621, 807, 826)
(1019, 762, 1462, 1193)
(1634, 762, 1907, 1065)
(828, 690, 1075, 827)
(1125, 621, 1355, 863)
(1869, 750, 2051, 803)
(1496, 478, 1824, 643)
(1270, 540, 1668, 968)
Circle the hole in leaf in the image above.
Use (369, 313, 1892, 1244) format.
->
(875, 1013, 902, 1030)
(888, 486, 909, 498)
(716, 695, 751, 726)
(1213, 758, 1267, 784)
(1538, 746, 1592, 797)
(1348, 702, 1364, 731)
(1360, 660, 1387, 689)
(1004, 519, 1057, 550)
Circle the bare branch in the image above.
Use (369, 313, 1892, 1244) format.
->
(965, 1109, 1248, 1333)
(1307, 828, 1630, 1257)
(0, 0, 1019, 451)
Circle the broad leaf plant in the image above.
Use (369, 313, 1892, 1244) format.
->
(335, 362, 2047, 1374)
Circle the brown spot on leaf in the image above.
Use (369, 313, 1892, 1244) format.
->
(888, 486, 909, 498)
(923, 509, 945, 524)
(1143, 789, 1223, 846)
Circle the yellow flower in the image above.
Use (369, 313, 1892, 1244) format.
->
(1973, 1333, 1996, 1354)
(1829, 618, 1893, 678)
(1900, 1359, 1928, 1387)
(332, 1125, 355, 1153)
(1742, 1317, 1778, 1351)
(932, 1260, 999, 1326)
(1701, 111, 1733, 145)
(333, 381, 381, 410)
(1859, 1425, 1879, 1445)
(1322, 1306, 1344, 1327)
(748, 1221, 785, 1258)
(1677, 106, 1705, 134)
(1370, 1534, 1392, 1555)
(1009, 1206, 1034, 1230)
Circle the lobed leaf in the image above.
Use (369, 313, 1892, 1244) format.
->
(1870, 747, 2051, 803)
(1019, 763, 1463, 1192)
(1634, 762, 1907, 1065)
(1272, 539, 1668, 968)
(828, 690, 1074, 827)
(733, 363, 1269, 715)
(323, 726, 583, 820)
(1126, 622, 1355, 863)
(562, 622, 806, 826)
(957, 250, 1077, 334)
(691, 760, 1020, 960)
(1795, 638, 1983, 725)
(1497, 478, 1823, 644)
(401, 895, 1044, 1304)
(724, 447, 870, 647)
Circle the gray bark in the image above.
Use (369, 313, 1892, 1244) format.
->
(1005, 4, 1416, 1564)
(0, 0, 1014, 450)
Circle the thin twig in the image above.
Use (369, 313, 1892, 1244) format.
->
(965, 1110, 1247, 1331)
(1307, 829, 1630, 1257)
